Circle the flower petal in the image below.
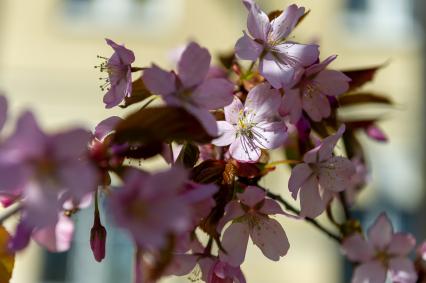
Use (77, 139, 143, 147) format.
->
(184, 105, 218, 137)
(367, 213, 393, 250)
(288, 163, 313, 199)
(217, 201, 245, 233)
(235, 32, 264, 61)
(250, 217, 289, 261)
(192, 78, 234, 110)
(317, 124, 345, 162)
(389, 257, 418, 283)
(212, 121, 236, 146)
(219, 223, 250, 267)
(178, 42, 211, 88)
(52, 128, 92, 160)
(318, 156, 356, 192)
(302, 91, 331, 122)
(352, 261, 387, 283)
(259, 55, 295, 89)
(305, 55, 337, 77)
(260, 199, 300, 219)
(279, 88, 302, 124)
(237, 186, 265, 207)
(269, 4, 305, 41)
(253, 121, 287, 149)
(105, 38, 135, 65)
(246, 2, 270, 41)
(103, 71, 131, 108)
(229, 136, 261, 163)
(142, 64, 177, 96)
(275, 42, 320, 67)
(224, 97, 244, 124)
(315, 70, 351, 96)
(299, 176, 324, 218)
(94, 116, 122, 141)
(33, 214, 74, 252)
(245, 83, 281, 120)
(388, 233, 416, 256)
(341, 234, 374, 262)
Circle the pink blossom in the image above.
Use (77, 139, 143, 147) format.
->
(98, 39, 135, 108)
(142, 42, 234, 136)
(288, 125, 355, 218)
(33, 214, 75, 252)
(109, 166, 192, 249)
(279, 55, 351, 123)
(212, 83, 287, 163)
(94, 116, 122, 141)
(235, 1, 319, 89)
(342, 213, 417, 283)
(202, 258, 246, 283)
(0, 112, 97, 249)
(218, 186, 291, 267)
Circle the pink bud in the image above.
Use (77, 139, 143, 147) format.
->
(90, 213, 107, 262)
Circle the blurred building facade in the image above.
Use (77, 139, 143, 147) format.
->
(0, 0, 424, 282)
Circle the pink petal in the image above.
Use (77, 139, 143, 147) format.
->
(52, 128, 92, 160)
(192, 78, 234, 110)
(279, 88, 302, 124)
(0, 162, 30, 192)
(237, 186, 265, 207)
(259, 199, 300, 219)
(367, 213, 393, 250)
(250, 217, 289, 261)
(178, 42, 211, 88)
(299, 176, 324, 218)
(217, 201, 245, 233)
(229, 136, 261, 163)
(275, 43, 320, 67)
(302, 91, 331, 122)
(245, 83, 281, 121)
(212, 121, 236, 146)
(315, 70, 351, 96)
(269, 4, 305, 41)
(305, 55, 337, 77)
(142, 64, 177, 96)
(184, 105, 218, 137)
(145, 165, 188, 196)
(341, 234, 374, 262)
(246, 2, 270, 41)
(0, 95, 7, 132)
(253, 121, 287, 149)
(235, 32, 264, 61)
(259, 55, 295, 89)
(388, 233, 416, 256)
(33, 214, 74, 252)
(224, 97, 244, 124)
(103, 74, 131, 109)
(288, 163, 313, 199)
(318, 156, 356, 192)
(94, 116, 122, 141)
(219, 223, 250, 267)
(59, 161, 98, 200)
(167, 254, 198, 276)
(105, 38, 135, 65)
(317, 124, 346, 162)
(352, 261, 387, 283)
(389, 257, 418, 283)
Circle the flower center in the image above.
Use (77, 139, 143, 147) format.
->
(374, 250, 390, 267)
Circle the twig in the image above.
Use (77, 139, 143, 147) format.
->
(267, 192, 341, 243)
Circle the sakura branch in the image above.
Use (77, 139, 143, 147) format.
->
(0, 1, 424, 283)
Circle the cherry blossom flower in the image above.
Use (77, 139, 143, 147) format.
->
(235, 1, 319, 89)
(0, 111, 97, 250)
(98, 39, 135, 109)
(212, 83, 287, 163)
(279, 55, 351, 123)
(218, 186, 291, 267)
(109, 166, 192, 249)
(202, 258, 246, 283)
(342, 213, 417, 283)
(142, 42, 234, 136)
(288, 125, 355, 218)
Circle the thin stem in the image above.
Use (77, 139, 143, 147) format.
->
(339, 191, 351, 220)
(242, 61, 256, 79)
(134, 247, 143, 283)
(0, 202, 23, 224)
(267, 192, 341, 243)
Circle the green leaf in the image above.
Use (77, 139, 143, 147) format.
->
(0, 225, 15, 283)
(114, 106, 214, 145)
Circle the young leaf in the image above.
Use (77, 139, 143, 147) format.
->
(338, 92, 393, 107)
(114, 106, 214, 145)
(342, 64, 384, 92)
(0, 225, 15, 283)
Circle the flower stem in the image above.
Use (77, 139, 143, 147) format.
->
(266, 192, 341, 243)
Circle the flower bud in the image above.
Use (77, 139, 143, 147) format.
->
(90, 212, 106, 262)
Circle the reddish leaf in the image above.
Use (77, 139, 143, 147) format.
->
(342, 64, 384, 92)
(191, 160, 226, 184)
(120, 77, 153, 108)
(338, 92, 393, 107)
(114, 106, 214, 145)
(176, 143, 200, 169)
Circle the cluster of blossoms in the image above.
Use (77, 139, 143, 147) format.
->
(0, 1, 424, 283)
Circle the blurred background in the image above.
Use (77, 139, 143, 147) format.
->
(0, 0, 425, 282)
